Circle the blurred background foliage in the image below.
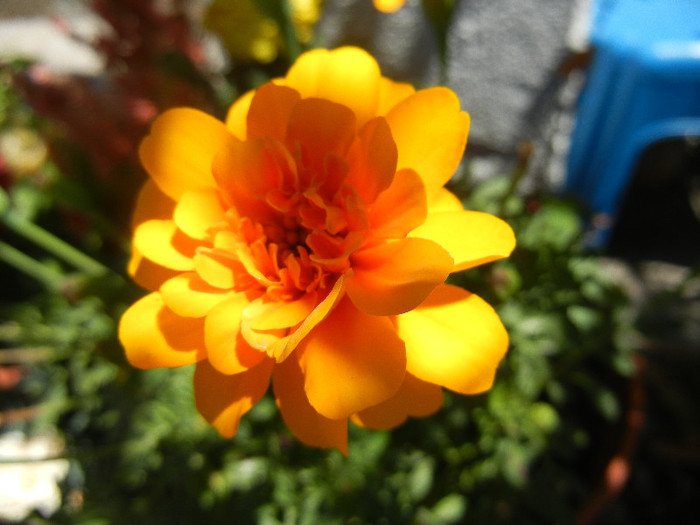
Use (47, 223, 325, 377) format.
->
(1, 1, 699, 524)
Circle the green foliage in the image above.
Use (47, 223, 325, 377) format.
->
(3, 171, 636, 525)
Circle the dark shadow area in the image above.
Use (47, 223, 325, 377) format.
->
(607, 137, 700, 266)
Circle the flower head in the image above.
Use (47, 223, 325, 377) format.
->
(119, 47, 515, 453)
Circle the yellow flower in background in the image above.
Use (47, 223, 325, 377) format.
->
(205, 0, 323, 63)
(204, 0, 281, 63)
(374, 0, 407, 13)
(119, 47, 515, 453)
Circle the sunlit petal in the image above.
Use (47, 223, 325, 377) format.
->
(386, 87, 469, 200)
(225, 89, 255, 140)
(377, 77, 415, 116)
(285, 47, 381, 127)
(194, 358, 273, 438)
(205, 293, 266, 375)
(273, 354, 348, 454)
(410, 210, 516, 272)
(368, 168, 427, 238)
(173, 189, 226, 240)
(297, 298, 406, 420)
(130, 179, 175, 231)
(346, 238, 453, 315)
(398, 284, 508, 394)
(160, 272, 234, 318)
(133, 219, 197, 271)
(119, 292, 206, 369)
(127, 248, 179, 291)
(352, 373, 443, 429)
(139, 108, 236, 200)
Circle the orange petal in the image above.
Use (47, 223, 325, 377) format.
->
(377, 77, 415, 116)
(133, 219, 197, 271)
(267, 273, 347, 362)
(367, 168, 427, 238)
(212, 138, 292, 222)
(193, 358, 273, 438)
(247, 82, 301, 141)
(205, 293, 266, 375)
(173, 189, 226, 240)
(409, 210, 516, 272)
(385, 87, 469, 200)
(397, 284, 508, 394)
(248, 294, 318, 331)
(297, 297, 406, 420)
(428, 188, 464, 213)
(346, 238, 453, 316)
(352, 373, 443, 430)
(127, 247, 179, 291)
(225, 89, 255, 140)
(139, 108, 235, 200)
(194, 249, 238, 289)
(273, 354, 347, 454)
(285, 47, 381, 127)
(160, 272, 234, 317)
(118, 292, 206, 369)
(286, 98, 356, 177)
(345, 117, 397, 203)
(130, 180, 175, 231)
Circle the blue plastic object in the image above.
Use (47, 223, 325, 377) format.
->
(565, 0, 700, 247)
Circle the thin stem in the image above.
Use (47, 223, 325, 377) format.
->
(0, 240, 67, 290)
(2, 212, 108, 277)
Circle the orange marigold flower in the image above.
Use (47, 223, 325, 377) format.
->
(118, 47, 515, 454)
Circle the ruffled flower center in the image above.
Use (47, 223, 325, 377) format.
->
(201, 86, 397, 310)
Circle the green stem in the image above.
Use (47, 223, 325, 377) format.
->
(2, 212, 108, 277)
(0, 241, 67, 290)
(278, 0, 302, 61)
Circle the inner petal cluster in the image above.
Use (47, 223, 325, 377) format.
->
(186, 83, 405, 355)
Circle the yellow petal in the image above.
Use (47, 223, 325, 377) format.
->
(205, 293, 266, 375)
(297, 297, 406, 420)
(130, 180, 175, 231)
(428, 188, 464, 213)
(225, 89, 255, 140)
(410, 210, 516, 272)
(193, 358, 273, 438)
(386, 87, 469, 200)
(377, 77, 415, 116)
(139, 107, 235, 200)
(248, 294, 318, 331)
(352, 373, 443, 430)
(118, 292, 206, 369)
(160, 272, 234, 317)
(273, 354, 347, 454)
(127, 247, 179, 291)
(173, 189, 226, 240)
(346, 238, 453, 316)
(368, 168, 427, 238)
(133, 219, 196, 271)
(285, 47, 381, 127)
(397, 284, 508, 394)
